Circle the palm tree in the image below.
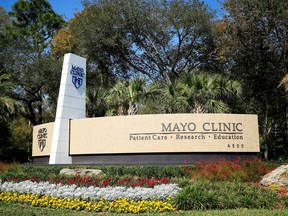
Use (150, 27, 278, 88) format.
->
(182, 73, 242, 113)
(0, 73, 16, 120)
(110, 77, 157, 115)
(158, 79, 188, 113)
(86, 86, 110, 117)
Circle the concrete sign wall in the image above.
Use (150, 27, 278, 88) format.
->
(49, 53, 86, 164)
(69, 114, 260, 154)
(32, 122, 54, 156)
(32, 114, 260, 164)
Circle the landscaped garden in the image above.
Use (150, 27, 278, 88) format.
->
(0, 158, 287, 215)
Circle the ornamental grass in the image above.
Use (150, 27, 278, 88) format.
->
(184, 157, 277, 182)
(172, 181, 286, 210)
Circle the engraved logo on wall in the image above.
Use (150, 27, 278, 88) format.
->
(37, 128, 47, 152)
(70, 65, 85, 89)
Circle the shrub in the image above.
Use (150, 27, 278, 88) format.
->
(100, 165, 186, 178)
(172, 181, 280, 210)
(0, 162, 8, 173)
(172, 182, 218, 210)
(0, 165, 186, 181)
(0, 165, 63, 181)
(186, 157, 276, 182)
(0, 162, 19, 174)
(284, 197, 288, 208)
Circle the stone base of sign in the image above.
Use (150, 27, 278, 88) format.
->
(32, 152, 257, 165)
(33, 156, 50, 165)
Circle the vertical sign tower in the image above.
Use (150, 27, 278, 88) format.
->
(49, 53, 86, 164)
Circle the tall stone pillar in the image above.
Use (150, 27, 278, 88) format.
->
(49, 53, 86, 164)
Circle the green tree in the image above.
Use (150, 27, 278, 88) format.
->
(66, 0, 218, 81)
(1, 0, 66, 125)
(0, 6, 10, 78)
(218, 0, 288, 159)
(8, 117, 32, 163)
(7, 0, 65, 50)
(158, 79, 188, 113)
(157, 73, 242, 114)
(109, 77, 158, 115)
(0, 73, 16, 120)
(0, 6, 10, 33)
(182, 73, 242, 113)
(86, 86, 110, 117)
(52, 28, 77, 58)
(0, 72, 21, 162)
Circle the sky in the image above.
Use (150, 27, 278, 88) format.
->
(1, 0, 84, 20)
(1, 0, 223, 21)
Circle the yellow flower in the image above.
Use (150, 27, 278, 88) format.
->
(0, 191, 176, 213)
(268, 184, 281, 192)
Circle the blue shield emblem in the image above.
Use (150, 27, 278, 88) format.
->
(72, 76, 83, 89)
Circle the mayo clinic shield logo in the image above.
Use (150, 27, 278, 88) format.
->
(72, 76, 83, 89)
(70, 65, 85, 89)
(37, 128, 47, 152)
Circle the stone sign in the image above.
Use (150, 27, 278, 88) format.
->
(32, 122, 54, 156)
(49, 53, 86, 164)
(69, 114, 259, 154)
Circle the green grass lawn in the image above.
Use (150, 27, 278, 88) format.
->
(1, 202, 288, 216)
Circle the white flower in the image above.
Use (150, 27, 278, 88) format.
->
(0, 180, 180, 201)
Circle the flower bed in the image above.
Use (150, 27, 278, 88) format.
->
(0, 192, 175, 213)
(6, 176, 170, 188)
(0, 179, 179, 213)
(0, 180, 180, 200)
(0, 161, 286, 213)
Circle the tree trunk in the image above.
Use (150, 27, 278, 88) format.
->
(117, 105, 125, 115)
(263, 97, 271, 160)
(127, 101, 137, 115)
(286, 94, 288, 141)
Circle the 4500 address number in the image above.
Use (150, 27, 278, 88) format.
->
(227, 144, 244, 148)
